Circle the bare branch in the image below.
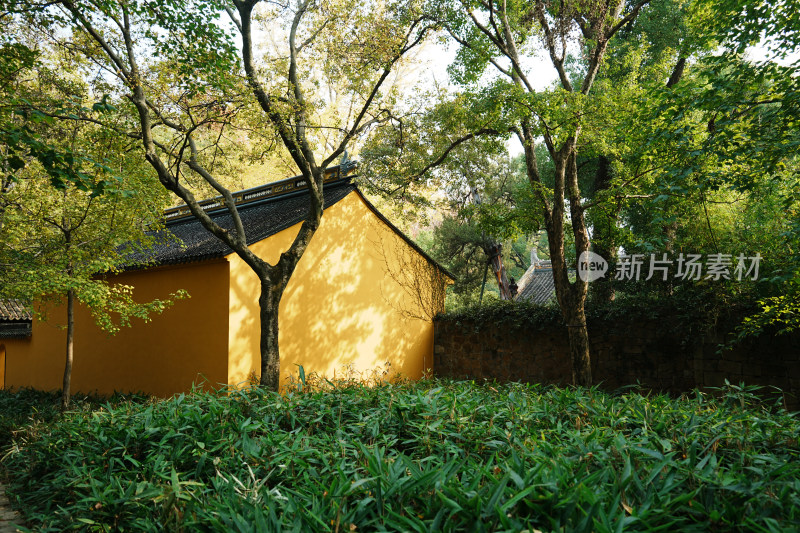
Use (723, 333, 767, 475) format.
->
(185, 136, 247, 248)
(61, 1, 132, 81)
(444, 25, 513, 78)
(534, 3, 573, 92)
(323, 18, 434, 168)
(297, 17, 331, 52)
(224, 6, 242, 33)
(407, 128, 503, 183)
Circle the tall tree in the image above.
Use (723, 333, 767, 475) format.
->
(21, 0, 434, 390)
(433, 0, 652, 385)
(1, 175, 183, 409)
(362, 92, 540, 303)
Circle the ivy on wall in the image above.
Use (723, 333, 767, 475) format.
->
(437, 287, 760, 350)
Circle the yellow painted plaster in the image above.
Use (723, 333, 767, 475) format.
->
(227, 191, 445, 387)
(4, 260, 230, 397)
(0, 343, 5, 388)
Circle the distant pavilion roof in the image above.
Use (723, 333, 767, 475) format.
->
(515, 261, 556, 305)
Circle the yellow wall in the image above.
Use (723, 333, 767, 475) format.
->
(0, 342, 5, 388)
(228, 191, 445, 387)
(6, 190, 445, 397)
(4, 260, 230, 397)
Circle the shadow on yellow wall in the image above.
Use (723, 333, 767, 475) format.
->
(228, 191, 443, 388)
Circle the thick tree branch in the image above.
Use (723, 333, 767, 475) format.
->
(606, 0, 651, 41)
(444, 26, 513, 78)
(407, 128, 503, 183)
(60, 1, 131, 81)
(534, 3, 573, 92)
(185, 137, 247, 248)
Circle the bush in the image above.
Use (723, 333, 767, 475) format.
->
(2, 381, 799, 532)
(0, 389, 63, 455)
(438, 286, 758, 349)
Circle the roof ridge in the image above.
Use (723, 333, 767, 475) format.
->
(164, 165, 356, 225)
(124, 181, 358, 271)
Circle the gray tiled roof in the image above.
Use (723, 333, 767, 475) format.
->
(515, 262, 556, 305)
(127, 181, 356, 269)
(0, 299, 31, 321)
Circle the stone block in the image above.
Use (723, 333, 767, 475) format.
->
(742, 363, 762, 377)
(762, 364, 786, 377)
(786, 362, 800, 378)
(657, 362, 677, 375)
(719, 361, 742, 376)
(727, 350, 747, 363)
(784, 351, 800, 362)
(704, 372, 727, 387)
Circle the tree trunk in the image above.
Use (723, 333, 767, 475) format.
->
(546, 146, 593, 387)
(564, 300, 591, 386)
(550, 267, 592, 387)
(61, 288, 74, 410)
(258, 279, 282, 390)
(667, 56, 687, 88)
(566, 151, 592, 387)
(484, 243, 513, 300)
(471, 187, 513, 300)
(663, 219, 678, 295)
(591, 155, 619, 303)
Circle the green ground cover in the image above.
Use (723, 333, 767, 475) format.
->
(1, 381, 798, 532)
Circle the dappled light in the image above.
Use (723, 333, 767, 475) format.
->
(4, 188, 446, 397)
(228, 191, 440, 387)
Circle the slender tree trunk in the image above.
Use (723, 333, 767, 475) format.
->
(564, 295, 591, 386)
(62, 288, 74, 410)
(566, 151, 592, 386)
(258, 280, 283, 391)
(478, 261, 490, 305)
(663, 219, 678, 295)
(483, 243, 513, 300)
(667, 56, 687, 88)
(471, 187, 513, 299)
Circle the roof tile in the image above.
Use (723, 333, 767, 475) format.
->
(0, 299, 32, 321)
(515, 262, 556, 305)
(127, 181, 355, 269)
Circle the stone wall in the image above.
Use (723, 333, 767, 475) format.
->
(433, 315, 800, 408)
